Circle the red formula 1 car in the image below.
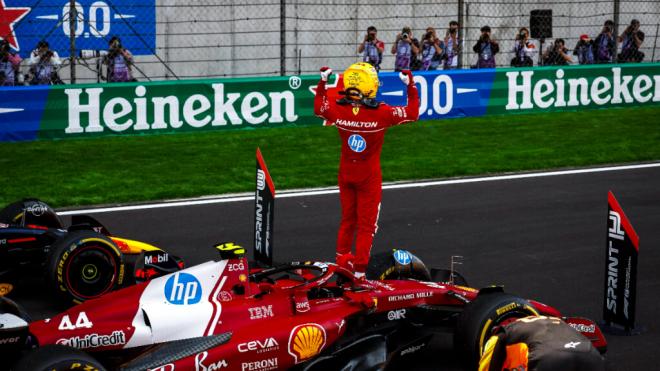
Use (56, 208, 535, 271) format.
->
(0, 242, 606, 371)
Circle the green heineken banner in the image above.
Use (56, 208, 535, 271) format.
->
(488, 63, 660, 114)
(1, 63, 659, 142)
(45, 76, 319, 140)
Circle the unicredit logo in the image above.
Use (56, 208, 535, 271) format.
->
(56, 330, 126, 349)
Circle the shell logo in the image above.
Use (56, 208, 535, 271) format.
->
(287, 323, 327, 364)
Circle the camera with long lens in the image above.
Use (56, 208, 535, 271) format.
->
(425, 31, 434, 40)
(402, 33, 409, 40)
(366, 33, 375, 42)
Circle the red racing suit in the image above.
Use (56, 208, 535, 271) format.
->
(313, 77, 419, 273)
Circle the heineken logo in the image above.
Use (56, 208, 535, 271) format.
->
(506, 67, 660, 110)
(64, 83, 299, 134)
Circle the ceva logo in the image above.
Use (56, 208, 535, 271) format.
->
(164, 272, 201, 305)
(348, 134, 366, 153)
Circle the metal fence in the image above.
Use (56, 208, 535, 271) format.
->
(2, 0, 659, 84)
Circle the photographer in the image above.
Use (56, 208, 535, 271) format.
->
(0, 40, 22, 86)
(391, 26, 419, 72)
(103, 36, 134, 82)
(358, 26, 385, 71)
(419, 27, 443, 71)
(617, 19, 645, 63)
(594, 20, 616, 63)
(543, 38, 572, 66)
(573, 34, 595, 65)
(511, 27, 535, 67)
(443, 20, 461, 69)
(473, 25, 499, 68)
(27, 41, 62, 85)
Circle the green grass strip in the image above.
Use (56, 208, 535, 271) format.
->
(2, 106, 659, 208)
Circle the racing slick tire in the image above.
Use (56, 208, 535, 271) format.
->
(13, 345, 106, 371)
(454, 291, 539, 368)
(366, 250, 431, 281)
(46, 230, 125, 304)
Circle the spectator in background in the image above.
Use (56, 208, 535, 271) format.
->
(443, 20, 461, 69)
(419, 27, 443, 71)
(573, 34, 595, 64)
(594, 20, 616, 63)
(391, 26, 419, 72)
(618, 19, 644, 63)
(28, 40, 62, 85)
(104, 36, 134, 82)
(0, 40, 22, 86)
(543, 38, 572, 65)
(473, 25, 499, 68)
(511, 27, 535, 67)
(358, 26, 385, 71)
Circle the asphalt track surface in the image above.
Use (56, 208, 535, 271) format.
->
(16, 164, 660, 371)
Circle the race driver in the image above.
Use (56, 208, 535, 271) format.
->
(313, 62, 419, 278)
(479, 316, 606, 371)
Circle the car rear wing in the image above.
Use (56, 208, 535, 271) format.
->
(254, 148, 275, 268)
(601, 191, 642, 335)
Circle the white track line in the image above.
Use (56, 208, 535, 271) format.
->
(58, 162, 660, 215)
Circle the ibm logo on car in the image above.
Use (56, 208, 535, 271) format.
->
(164, 273, 201, 305)
(393, 250, 412, 265)
(348, 134, 366, 153)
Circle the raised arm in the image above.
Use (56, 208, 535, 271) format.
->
(391, 36, 399, 55)
(389, 70, 420, 126)
(314, 67, 336, 122)
(491, 40, 500, 54)
(473, 40, 481, 53)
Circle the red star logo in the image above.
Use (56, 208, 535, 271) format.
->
(0, 0, 31, 51)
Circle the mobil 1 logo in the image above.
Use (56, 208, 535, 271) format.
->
(145, 252, 168, 265)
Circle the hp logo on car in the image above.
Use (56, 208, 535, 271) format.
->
(164, 273, 201, 305)
(348, 134, 366, 153)
(393, 250, 412, 265)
